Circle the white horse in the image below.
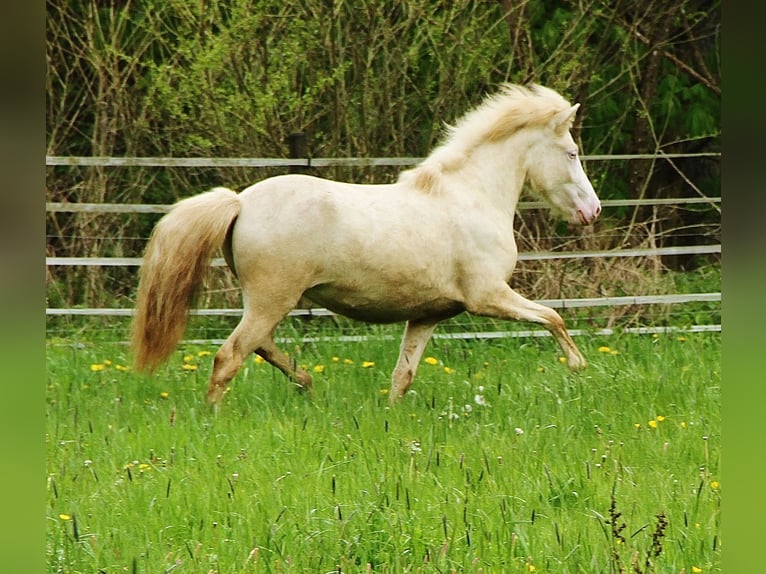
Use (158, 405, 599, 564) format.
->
(132, 83, 601, 406)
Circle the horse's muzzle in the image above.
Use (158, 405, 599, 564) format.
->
(577, 205, 600, 225)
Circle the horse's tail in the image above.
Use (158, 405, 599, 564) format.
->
(132, 187, 241, 372)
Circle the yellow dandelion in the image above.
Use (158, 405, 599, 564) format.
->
(677, 336, 687, 342)
(634, 423, 641, 429)
(90, 363, 106, 372)
(103, 359, 112, 366)
(313, 365, 325, 373)
(443, 366, 456, 375)
(558, 356, 567, 364)
(536, 366, 545, 372)
(692, 567, 702, 573)
(527, 565, 537, 572)
(361, 361, 375, 368)
(598, 346, 611, 353)
(332, 356, 340, 363)
(183, 354, 194, 362)
(182, 364, 198, 371)
(138, 463, 151, 471)
(424, 357, 439, 365)
(656, 415, 665, 422)
(610, 350, 620, 355)
(680, 421, 687, 428)
(379, 388, 390, 396)
(159, 391, 169, 399)
(254, 355, 265, 364)
(648, 419, 658, 429)
(343, 358, 354, 365)
(197, 350, 211, 357)
(115, 364, 129, 372)
(652, 333, 659, 339)
(59, 514, 72, 521)
(710, 481, 720, 490)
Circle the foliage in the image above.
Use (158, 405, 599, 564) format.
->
(47, 1, 720, 164)
(45, 0, 721, 316)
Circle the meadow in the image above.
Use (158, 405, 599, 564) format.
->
(46, 328, 720, 573)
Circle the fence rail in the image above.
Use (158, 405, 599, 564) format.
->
(45, 244, 720, 269)
(46, 195, 720, 214)
(45, 151, 721, 168)
(46, 292, 720, 318)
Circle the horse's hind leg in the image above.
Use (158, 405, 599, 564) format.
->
(206, 310, 304, 406)
(205, 317, 263, 406)
(255, 340, 312, 392)
(390, 318, 439, 403)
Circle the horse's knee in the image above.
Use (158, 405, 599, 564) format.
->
(546, 309, 567, 331)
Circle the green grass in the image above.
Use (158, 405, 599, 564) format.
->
(46, 330, 720, 573)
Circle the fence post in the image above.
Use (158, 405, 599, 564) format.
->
(286, 132, 309, 174)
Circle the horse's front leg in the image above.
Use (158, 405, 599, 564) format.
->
(390, 318, 439, 403)
(467, 284, 586, 370)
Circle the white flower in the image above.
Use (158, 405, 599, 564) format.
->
(514, 427, 524, 435)
(474, 394, 489, 407)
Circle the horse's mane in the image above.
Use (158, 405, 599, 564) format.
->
(400, 83, 571, 193)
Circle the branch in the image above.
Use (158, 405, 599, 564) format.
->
(661, 50, 720, 96)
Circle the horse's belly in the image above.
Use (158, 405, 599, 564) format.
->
(303, 284, 464, 324)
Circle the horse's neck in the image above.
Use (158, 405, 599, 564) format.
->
(447, 143, 527, 217)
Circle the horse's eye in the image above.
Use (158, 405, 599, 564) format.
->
(567, 150, 578, 160)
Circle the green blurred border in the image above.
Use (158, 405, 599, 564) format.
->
(0, 1, 45, 571)
(720, 2, 762, 571)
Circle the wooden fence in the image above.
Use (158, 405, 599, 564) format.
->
(45, 153, 721, 341)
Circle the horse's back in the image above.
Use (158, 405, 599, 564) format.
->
(236, 173, 427, 242)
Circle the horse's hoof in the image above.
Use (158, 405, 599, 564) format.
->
(206, 387, 225, 408)
(293, 381, 314, 395)
(567, 356, 587, 371)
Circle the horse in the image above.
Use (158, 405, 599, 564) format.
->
(131, 83, 601, 407)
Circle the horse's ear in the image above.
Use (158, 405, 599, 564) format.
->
(553, 103, 580, 134)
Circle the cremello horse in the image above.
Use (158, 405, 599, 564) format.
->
(132, 83, 601, 407)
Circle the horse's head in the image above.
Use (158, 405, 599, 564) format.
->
(525, 104, 601, 225)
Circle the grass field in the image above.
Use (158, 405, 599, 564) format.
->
(46, 328, 720, 573)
